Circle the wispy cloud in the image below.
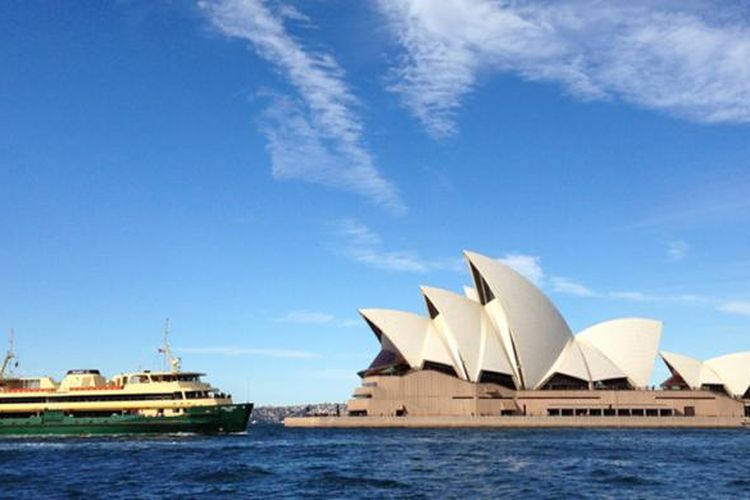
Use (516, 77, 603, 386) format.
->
(497, 254, 545, 286)
(275, 310, 360, 328)
(610, 291, 662, 302)
(666, 240, 690, 261)
(176, 346, 320, 359)
(378, 0, 750, 137)
(607, 290, 719, 308)
(335, 219, 462, 273)
(550, 276, 598, 297)
(335, 232, 749, 320)
(717, 301, 750, 317)
(604, 293, 750, 320)
(200, 0, 404, 212)
(626, 170, 750, 230)
(494, 254, 597, 298)
(492, 254, 736, 311)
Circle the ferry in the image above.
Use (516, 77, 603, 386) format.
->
(0, 329, 253, 435)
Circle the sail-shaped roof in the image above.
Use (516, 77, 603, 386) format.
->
(542, 339, 590, 385)
(359, 309, 453, 370)
(355, 251, 727, 396)
(576, 318, 662, 388)
(705, 352, 750, 398)
(661, 351, 704, 389)
(464, 251, 572, 389)
(421, 286, 515, 382)
(576, 338, 627, 382)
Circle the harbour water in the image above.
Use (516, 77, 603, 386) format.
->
(1, 426, 749, 498)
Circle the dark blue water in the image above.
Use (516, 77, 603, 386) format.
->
(1, 427, 749, 498)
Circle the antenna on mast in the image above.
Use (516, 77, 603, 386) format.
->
(157, 318, 181, 373)
(1, 329, 17, 380)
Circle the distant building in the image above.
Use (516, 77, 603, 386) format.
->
(347, 251, 750, 420)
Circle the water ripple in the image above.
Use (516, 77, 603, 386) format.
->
(1, 427, 749, 497)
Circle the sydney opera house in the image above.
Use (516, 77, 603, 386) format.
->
(339, 251, 750, 425)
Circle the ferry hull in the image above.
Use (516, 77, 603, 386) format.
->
(0, 403, 253, 436)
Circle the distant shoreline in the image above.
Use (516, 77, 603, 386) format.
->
(250, 403, 345, 425)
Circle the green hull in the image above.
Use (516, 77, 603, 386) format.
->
(0, 403, 253, 436)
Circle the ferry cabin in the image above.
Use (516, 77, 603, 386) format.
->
(0, 369, 232, 419)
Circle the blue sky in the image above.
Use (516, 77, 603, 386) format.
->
(1, 0, 749, 404)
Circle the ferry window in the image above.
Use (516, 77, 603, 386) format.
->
(646, 409, 659, 416)
(21, 380, 41, 390)
(589, 409, 602, 416)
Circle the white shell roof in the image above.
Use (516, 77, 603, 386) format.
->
(421, 286, 515, 382)
(356, 251, 726, 394)
(700, 364, 724, 386)
(577, 318, 662, 388)
(660, 350, 747, 396)
(359, 309, 453, 370)
(576, 338, 627, 382)
(464, 251, 572, 389)
(540, 337, 629, 387)
(705, 352, 750, 398)
(542, 339, 590, 384)
(661, 351, 703, 389)
(463, 286, 480, 302)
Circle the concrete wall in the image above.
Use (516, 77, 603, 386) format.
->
(347, 370, 746, 419)
(286, 415, 747, 428)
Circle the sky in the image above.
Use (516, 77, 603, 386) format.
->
(1, 0, 750, 405)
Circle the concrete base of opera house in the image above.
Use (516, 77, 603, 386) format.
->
(285, 415, 749, 428)
(288, 370, 750, 428)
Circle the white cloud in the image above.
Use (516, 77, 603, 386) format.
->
(378, 0, 750, 137)
(176, 346, 319, 359)
(333, 229, 750, 320)
(276, 310, 360, 328)
(609, 291, 653, 302)
(717, 301, 750, 316)
(550, 276, 598, 297)
(497, 254, 544, 286)
(666, 240, 690, 261)
(496, 256, 596, 297)
(200, 0, 404, 212)
(495, 255, 602, 298)
(336, 219, 463, 273)
(337, 217, 382, 247)
(626, 171, 750, 230)
(608, 291, 716, 305)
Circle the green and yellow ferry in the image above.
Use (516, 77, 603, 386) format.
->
(0, 332, 252, 435)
